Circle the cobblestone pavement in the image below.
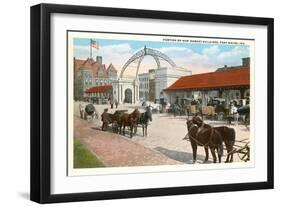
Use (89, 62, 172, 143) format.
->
(74, 117, 180, 167)
(75, 101, 250, 165)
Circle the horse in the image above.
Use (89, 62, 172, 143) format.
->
(120, 109, 140, 138)
(106, 110, 127, 133)
(184, 119, 201, 163)
(186, 116, 223, 163)
(135, 106, 152, 136)
(101, 110, 112, 131)
(214, 126, 236, 162)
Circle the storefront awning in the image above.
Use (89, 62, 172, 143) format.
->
(85, 85, 112, 93)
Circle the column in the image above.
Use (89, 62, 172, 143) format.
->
(117, 83, 120, 103)
(225, 90, 230, 108)
(201, 91, 207, 106)
(218, 89, 223, 98)
(133, 84, 135, 104)
(240, 88, 246, 99)
(121, 85, 123, 103)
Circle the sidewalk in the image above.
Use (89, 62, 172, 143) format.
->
(74, 117, 181, 167)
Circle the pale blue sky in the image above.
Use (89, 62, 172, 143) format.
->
(73, 36, 250, 75)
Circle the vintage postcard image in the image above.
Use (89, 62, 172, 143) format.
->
(67, 31, 254, 176)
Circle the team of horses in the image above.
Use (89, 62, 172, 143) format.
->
(184, 116, 236, 163)
(102, 107, 152, 138)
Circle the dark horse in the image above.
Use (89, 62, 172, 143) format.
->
(214, 126, 236, 162)
(106, 110, 127, 133)
(135, 107, 153, 136)
(185, 116, 223, 163)
(120, 109, 140, 138)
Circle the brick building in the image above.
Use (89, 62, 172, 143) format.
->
(74, 56, 118, 100)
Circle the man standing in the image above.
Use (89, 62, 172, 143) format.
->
(79, 102, 85, 119)
(101, 108, 110, 131)
(115, 99, 119, 109)
(109, 98, 114, 109)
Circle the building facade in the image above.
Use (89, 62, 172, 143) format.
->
(137, 67, 191, 103)
(155, 67, 192, 102)
(148, 69, 156, 102)
(138, 73, 150, 101)
(164, 64, 250, 107)
(74, 56, 118, 100)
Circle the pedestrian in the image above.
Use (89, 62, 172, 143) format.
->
(79, 103, 84, 119)
(101, 108, 110, 131)
(115, 99, 119, 108)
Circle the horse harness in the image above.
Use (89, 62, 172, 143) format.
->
(188, 123, 220, 148)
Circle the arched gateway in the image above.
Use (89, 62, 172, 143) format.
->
(120, 46, 176, 78)
(112, 46, 184, 104)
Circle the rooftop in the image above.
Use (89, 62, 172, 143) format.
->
(164, 67, 250, 91)
(85, 85, 112, 93)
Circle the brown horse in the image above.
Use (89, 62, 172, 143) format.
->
(184, 119, 201, 163)
(185, 116, 223, 163)
(214, 126, 236, 162)
(120, 109, 140, 138)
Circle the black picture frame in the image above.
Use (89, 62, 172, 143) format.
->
(30, 3, 274, 204)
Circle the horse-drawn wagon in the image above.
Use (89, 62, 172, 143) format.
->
(79, 103, 99, 122)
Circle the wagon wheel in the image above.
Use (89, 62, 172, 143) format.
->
(236, 142, 250, 162)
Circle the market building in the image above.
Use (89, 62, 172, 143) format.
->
(164, 64, 250, 107)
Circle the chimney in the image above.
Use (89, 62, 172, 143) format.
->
(96, 56, 102, 64)
(242, 57, 250, 67)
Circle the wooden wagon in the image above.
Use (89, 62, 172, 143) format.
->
(226, 138, 250, 162)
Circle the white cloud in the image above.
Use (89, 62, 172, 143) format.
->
(156, 46, 214, 69)
(202, 45, 220, 56)
(100, 43, 132, 54)
(74, 43, 134, 68)
(216, 46, 249, 66)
